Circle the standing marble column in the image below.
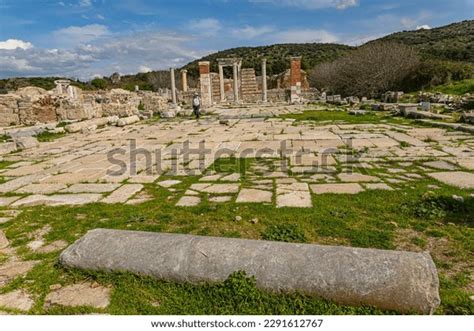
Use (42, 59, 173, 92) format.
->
(261, 58, 267, 103)
(170, 67, 177, 105)
(181, 69, 188, 92)
(232, 64, 239, 103)
(218, 65, 225, 102)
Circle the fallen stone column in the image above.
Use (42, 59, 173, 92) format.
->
(116, 115, 140, 127)
(65, 116, 118, 133)
(60, 229, 440, 314)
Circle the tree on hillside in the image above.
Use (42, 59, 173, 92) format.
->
(310, 42, 421, 97)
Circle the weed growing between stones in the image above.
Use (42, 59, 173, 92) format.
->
(262, 224, 307, 243)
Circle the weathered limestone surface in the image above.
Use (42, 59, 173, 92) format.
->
(44, 282, 110, 309)
(428, 171, 474, 189)
(0, 290, 34, 311)
(236, 188, 272, 203)
(0, 261, 38, 286)
(61, 229, 441, 314)
(101, 184, 143, 203)
(11, 194, 102, 207)
(14, 136, 39, 150)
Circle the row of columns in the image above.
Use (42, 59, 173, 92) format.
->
(169, 58, 269, 106)
(170, 68, 188, 106)
(218, 63, 241, 103)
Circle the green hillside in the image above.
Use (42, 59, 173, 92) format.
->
(181, 43, 353, 77)
(376, 20, 474, 62)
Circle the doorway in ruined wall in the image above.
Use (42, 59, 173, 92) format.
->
(216, 58, 242, 104)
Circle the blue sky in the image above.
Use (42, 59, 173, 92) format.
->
(0, 0, 472, 79)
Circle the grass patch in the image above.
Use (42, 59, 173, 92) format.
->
(36, 131, 66, 142)
(0, 134, 12, 142)
(261, 223, 307, 243)
(280, 109, 412, 125)
(428, 79, 474, 95)
(0, 160, 15, 170)
(2, 170, 473, 314)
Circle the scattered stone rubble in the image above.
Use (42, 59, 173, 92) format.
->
(0, 80, 169, 127)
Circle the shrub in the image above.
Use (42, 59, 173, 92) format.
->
(91, 78, 108, 89)
(310, 42, 421, 97)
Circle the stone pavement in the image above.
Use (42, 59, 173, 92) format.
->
(0, 105, 472, 211)
(0, 105, 473, 313)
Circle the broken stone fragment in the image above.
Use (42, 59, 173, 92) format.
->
(61, 229, 440, 314)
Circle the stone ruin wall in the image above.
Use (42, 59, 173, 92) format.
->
(0, 84, 169, 127)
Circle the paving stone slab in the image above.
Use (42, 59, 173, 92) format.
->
(276, 190, 312, 208)
(0, 230, 8, 249)
(44, 283, 111, 309)
(423, 160, 458, 170)
(220, 173, 241, 181)
(12, 194, 103, 207)
(200, 183, 240, 194)
(209, 196, 233, 203)
(128, 174, 160, 183)
(16, 183, 67, 194)
(0, 261, 38, 286)
(236, 189, 272, 203)
(176, 196, 201, 207)
(101, 184, 143, 203)
(0, 196, 21, 207)
(338, 173, 380, 183)
(157, 180, 181, 188)
(199, 174, 223, 181)
(365, 183, 393, 191)
(62, 183, 121, 193)
(0, 290, 34, 311)
(310, 183, 364, 195)
(36, 240, 69, 254)
(428, 171, 474, 189)
(0, 173, 48, 193)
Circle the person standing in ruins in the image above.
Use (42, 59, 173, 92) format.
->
(192, 93, 201, 119)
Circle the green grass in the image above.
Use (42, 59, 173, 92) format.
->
(1, 166, 472, 314)
(0, 134, 11, 143)
(0, 160, 15, 170)
(428, 79, 474, 95)
(36, 131, 66, 142)
(280, 109, 412, 125)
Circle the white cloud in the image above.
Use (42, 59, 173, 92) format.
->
(52, 24, 109, 47)
(272, 29, 339, 43)
(0, 39, 33, 50)
(139, 65, 152, 73)
(79, 0, 92, 7)
(335, 0, 357, 10)
(248, 0, 358, 10)
(231, 25, 275, 39)
(188, 18, 221, 36)
(416, 25, 431, 30)
(0, 30, 204, 79)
